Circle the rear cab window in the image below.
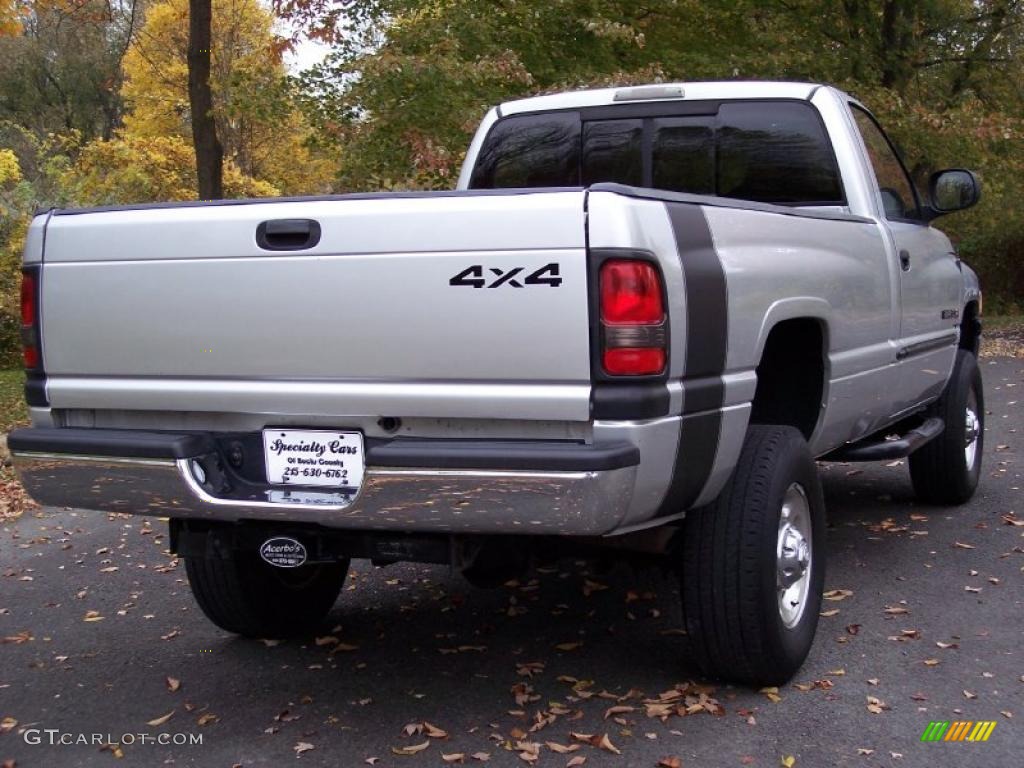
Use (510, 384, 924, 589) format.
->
(469, 100, 845, 207)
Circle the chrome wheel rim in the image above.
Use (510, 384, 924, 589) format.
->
(777, 483, 812, 629)
(964, 388, 980, 470)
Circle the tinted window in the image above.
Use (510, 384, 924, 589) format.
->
(716, 102, 843, 204)
(851, 106, 919, 220)
(469, 112, 580, 188)
(582, 120, 643, 187)
(652, 119, 715, 195)
(470, 101, 844, 206)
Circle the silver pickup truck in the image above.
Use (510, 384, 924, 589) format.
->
(10, 81, 983, 685)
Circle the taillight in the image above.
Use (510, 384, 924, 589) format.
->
(599, 259, 667, 376)
(21, 268, 41, 371)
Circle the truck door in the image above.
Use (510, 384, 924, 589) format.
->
(850, 106, 961, 411)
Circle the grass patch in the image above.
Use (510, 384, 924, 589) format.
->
(0, 369, 28, 434)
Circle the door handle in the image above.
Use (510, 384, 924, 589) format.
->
(899, 249, 911, 271)
(256, 219, 321, 251)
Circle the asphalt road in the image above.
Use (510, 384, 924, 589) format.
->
(1, 357, 1021, 768)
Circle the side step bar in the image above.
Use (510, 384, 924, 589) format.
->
(824, 417, 945, 462)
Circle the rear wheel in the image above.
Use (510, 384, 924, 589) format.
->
(679, 425, 826, 686)
(909, 349, 984, 505)
(185, 548, 348, 638)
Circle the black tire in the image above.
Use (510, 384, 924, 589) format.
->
(679, 425, 826, 686)
(185, 551, 349, 638)
(909, 349, 984, 505)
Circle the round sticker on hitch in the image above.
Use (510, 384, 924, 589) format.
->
(259, 537, 307, 568)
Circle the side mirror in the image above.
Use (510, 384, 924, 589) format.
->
(927, 169, 981, 218)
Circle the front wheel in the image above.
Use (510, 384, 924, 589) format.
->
(909, 349, 984, 505)
(678, 425, 826, 686)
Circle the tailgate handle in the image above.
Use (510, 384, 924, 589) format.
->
(256, 219, 321, 251)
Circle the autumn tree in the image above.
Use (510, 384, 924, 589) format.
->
(124, 0, 336, 195)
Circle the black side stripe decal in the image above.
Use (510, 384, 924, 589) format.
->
(669, 204, 728, 391)
(658, 203, 728, 514)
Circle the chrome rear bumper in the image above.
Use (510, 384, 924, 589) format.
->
(12, 444, 638, 536)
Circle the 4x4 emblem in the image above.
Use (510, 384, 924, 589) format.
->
(449, 263, 562, 288)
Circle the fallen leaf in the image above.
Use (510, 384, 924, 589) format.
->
(963, 690, 977, 699)
(593, 733, 620, 754)
(555, 642, 583, 652)
(866, 695, 889, 714)
(294, 742, 315, 756)
(923, 659, 941, 666)
(165, 676, 181, 692)
(442, 754, 465, 764)
(781, 757, 796, 767)
(603, 705, 635, 719)
(760, 687, 782, 703)
(823, 589, 853, 601)
(0, 717, 18, 733)
(197, 713, 219, 726)
(567, 758, 587, 768)
(471, 753, 490, 762)
(545, 742, 579, 754)
(884, 605, 909, 615)
(857, 748, 874, 756)
(147, 711, 174, 727)
(315, 635, 339, 646)
(392, 741, 430, 756)
(658, 758, 682, 768)
(953, 541, 976, 549)
(819, 609, 840, 617)
(423, 722, 448, 739)
(99, 744, 124, 758)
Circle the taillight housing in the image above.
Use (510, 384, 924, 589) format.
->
(599, 259, 667, 376)
(21, 267, 42, 371)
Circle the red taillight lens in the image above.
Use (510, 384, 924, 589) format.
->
(599, 259, 666, 376)
(603, 347, 666, 376)
(21, 269, 41, 371)
(20, 272, 35, 326)
(600, 260, 664, 325)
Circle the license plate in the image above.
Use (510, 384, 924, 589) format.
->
(262, 429, 364, 489)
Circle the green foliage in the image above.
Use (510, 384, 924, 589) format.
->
(0, 142, 33, 368)
(285, 0, 1023, 304)
(0, 368, 28, 431)
(0, 0, 141, 142)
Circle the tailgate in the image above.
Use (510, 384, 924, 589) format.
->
(38, 190, 593, 420)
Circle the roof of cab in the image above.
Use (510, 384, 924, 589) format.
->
(498, 81, 825, 116)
